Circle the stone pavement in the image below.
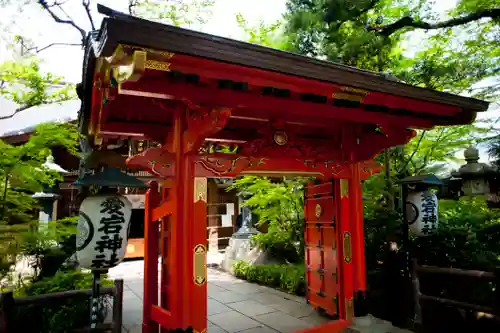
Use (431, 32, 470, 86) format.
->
(108, 257, 412, 333)
(108, 259, 331, 333)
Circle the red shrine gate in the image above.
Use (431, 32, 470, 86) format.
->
(80, 5, 489, 333)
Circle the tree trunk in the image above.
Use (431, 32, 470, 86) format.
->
(384, 149, 395, 211)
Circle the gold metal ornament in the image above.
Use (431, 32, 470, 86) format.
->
(273, 131, 289, 146)
(194, 177, 207, 202)
(315, 204, 323, 218)
(340, 179, 349, 198)
(346, 297, 354, 320)
(193, 244, 207, 286)
(343, 232, 352, 263)
(144, 59, 171, 72)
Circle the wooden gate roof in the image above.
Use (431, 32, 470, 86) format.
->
(90, 5, 487, 111)
(77, 5, 490, 177)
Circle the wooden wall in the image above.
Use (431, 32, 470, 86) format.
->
(206, 180, 239, 252)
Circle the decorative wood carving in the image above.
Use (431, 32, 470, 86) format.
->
(302, 160, 349, 176)
(126, 147, 382, 180)
(238, 121, 343, 161)
(126, 147, 175, 178)
(184, 106, 232, 153)
(359, 160, 383, 179)
(194, 155, 354, 179)
(195, 155, 264, 177)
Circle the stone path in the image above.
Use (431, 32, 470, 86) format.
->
(108, 258, 412, 333)
(108, 259, 331, 333)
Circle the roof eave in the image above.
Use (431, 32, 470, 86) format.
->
(91, 11, 489, 115)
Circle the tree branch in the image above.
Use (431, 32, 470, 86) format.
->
(325, 0, 380, 24)
(0, 105, 32, 120)
(370, 8, 500, 36)
(128, 0, 139, 15)
(359, 0, 381, 16)
(82, 0, 95, 30)
(416, 128, 446, 174)
(38, 0, 86, 43)
(28, 42, 82, 53)
(398, 130, 426, 174)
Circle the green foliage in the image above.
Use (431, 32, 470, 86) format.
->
(232, 260, 306, 295)
(14, 269, 113, 296)
(0, 59, 76, 110)
(10, 270, 112, 333)
(0, 55, 80, 286)
(399, 125, 490, 176)
(229, 176, 308, 262)
(414, 198, 500, 269)
(283, 0, 498, 181)
(363, 206, 402, 272)
(0, 59, 79, 283)
(392, 33, 497, 97)
(363, 197, 500, 321)
(235, 13, 291, 50)
(19, 216, 78, 281)
(284, 0, 499, 97)
(488, 136, 500, 168)
(0, 122, 78, 283)
(284, 0, 425, 70)
(364, 196, 500, 270)
(130, 0, 215, 26)
(0, 216, 78, 288)
(362, 172, 393, 217)
(0, 122, 79, 224)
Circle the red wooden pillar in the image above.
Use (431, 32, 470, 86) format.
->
(349, 164, 367, 296)
(160, 184, 172, 333)
(190, 176, 208, 332)
(171, 110, 190, 329)
(334, 178, 354, 321)
(143, 182, 160, 333)
(168, 112, 208, 332)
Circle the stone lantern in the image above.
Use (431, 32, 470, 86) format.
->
(32, 155, 69, 225)
(221, 191, 258, 271)
(451, 146, 496, 196)
(233, 191, 258, 239)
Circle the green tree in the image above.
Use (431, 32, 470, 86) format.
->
(284, 0, 499, 212)
(0, 59, 75, 115)
(0, 57, 79, 285)
(235, 13, 290, 49)
(128, 0, 215, 26)
(0, 122, 79, 285)
(0, 123, 79, 222)
(284, 0, 429, 71)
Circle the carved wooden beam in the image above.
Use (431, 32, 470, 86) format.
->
(126, 146, 175, 178)
(184, 106, 232, 153)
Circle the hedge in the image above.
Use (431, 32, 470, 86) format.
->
(232, 260, 305, 295)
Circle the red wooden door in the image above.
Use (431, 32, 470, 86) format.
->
(305, 181, 339, 317)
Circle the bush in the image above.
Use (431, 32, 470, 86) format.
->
(250, 227, 301, 263)
(232, 260, 305, 295)
(363, 197, 500, 324)
(9, 269, 113, 333)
